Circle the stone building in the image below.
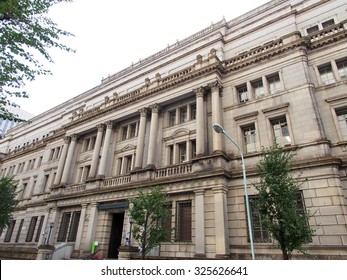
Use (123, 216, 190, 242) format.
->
(0, 0, 346, 259)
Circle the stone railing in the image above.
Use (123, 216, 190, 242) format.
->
(102, 175, 131, 188)
(156, 163, 192, 179)
(50, 183, 86, 197)
(309, 23, 345, 43)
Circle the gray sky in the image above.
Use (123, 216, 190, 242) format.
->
(18, 0, 270, 116)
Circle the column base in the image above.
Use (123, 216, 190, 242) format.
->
(194, 253, 206, 259)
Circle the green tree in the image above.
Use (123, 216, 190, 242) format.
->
(253, 143, 315, 259)
(0, 0, 74, 122)
(0, 176, 19, 229)
(129, 186, 171, 259)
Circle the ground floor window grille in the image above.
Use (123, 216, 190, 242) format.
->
(57, 211, 81, 242)
(175, 201, 192, 242)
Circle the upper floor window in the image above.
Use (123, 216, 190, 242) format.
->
(267, 73, 281, 94)
(322, 19, 335, 28)
(318, 64, 335, 85)
(337, 58, 347, 80)
(242, 125, 257, 153)
(179, 107, 188, 124)
(336, 108, 347, 141)
(251, 79, 264, 99)
(237, 84, 248, 103)
(167, 103, 196, 127)
(271, 117, 291, 146)
(169, 110, 176, 127)
(121, 122, 138, 141)
(178, 142, 187, 163)
(190, 104, 196, 120)
(306, 25, 319, 34)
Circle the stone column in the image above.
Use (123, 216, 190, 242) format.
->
(210, 81, 224, 154)
(331, 59, 341, 82)
(186, 140, 192, 161)
(134, 108, 148, 169)
(53, 136, 70, 185)
(262, 75, 270, 95)
(147, 104, 160, 168)
(74, 204, 87, 250)
(97, 121, 113, 178)
(61, 134, 78, 185)
(194, 190, 206, 257)
(213, 186, 229, 257)
(88, 124, 104, 179)
(85, 203, 98, 251)
(195, 87, 205, 157)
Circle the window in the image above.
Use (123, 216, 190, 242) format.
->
(249, 196, 270, 243)
(190, 104, 196, 120)
(57, 211, 81, 242)
(129, 123, 137, 138)
(322, 19, 335, 28)
(4, 220, 16, 242)
(306, 25, 319, 34)
(83, 137, 96, 152)
(318, 64, 335, 85)
(271, 118, 291, 146)
(267, 73, 281, 94)
(169, 110, 176, 127)
(336, 108, 347, 140)
(242, 125, 257, 153)
(15, 219, 24, 243)
(337, 59, 347, 80)
(67, 212, 81, 242)
(178, 143, 187, 163)
(57, 212, 71, 242)
(168, 145, 174, 165)
(26, 216, 38, 242)
(162, 204, 172, 242)
(179, 107, 188, 123)
(122, 126, 128, 140)
(176, 201, 192, 242)
(35, 216, 45, 242)
(124, 155, 132, 173)
(252, 79, 264, 99)
(237, 84, 248, 103)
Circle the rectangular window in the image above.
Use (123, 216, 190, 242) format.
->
(67, 212, 81, 242)
(35, 216, 45, 242)
(15, 219, 24, 243)
(122, 126, 128, 140)
(237, 84, 248, 103)
(179, 107, 188, 123)
(318, 64, 335, 85)
(252, 79, 265, 99)
(178, 143, 187, 163)
(267, 73, 281, 94)
(57, 212, 71, 242)
(191, 140, 196, 159)
(129, 123, 137, 138)
(249, 196, 270, 243)
(162, 204, 172, 242)
(168, 145, 174, 165)
(169, 110, 176, 127)
(336, 108, 347, 140)
(4, 220, 16, 242)
(271, 117, 291, 146)
(190, 104, 196, 120)
(307, 25, 319, 34)
(26, 216, 38, 242)
(176, 201, 192, 242)
(242, 125, 256, 153)
(322, 19, 335, 28)
(337, 59, 347, 80)
(125, 155, 132, 173)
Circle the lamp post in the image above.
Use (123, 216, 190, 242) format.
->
(129, 217, 133, 246)
(46, 221, 54, 245)
(212, 124, 255, 260)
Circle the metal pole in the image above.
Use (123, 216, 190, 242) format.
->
(213, 124, 255, 260)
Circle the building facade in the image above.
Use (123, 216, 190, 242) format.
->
(0, 0, 347, 260)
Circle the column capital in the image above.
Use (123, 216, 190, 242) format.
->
(194, 87, 206, 98)
(70, 134, 79, 141)
(105, 120, 114, 129)
(139, 108, 148, 117)
(209, 80, 223, 95)
(63, 136, 71, 144)
(150, 103, 160, 113)
(97, 124, 104, 132)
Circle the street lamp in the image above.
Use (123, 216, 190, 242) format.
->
(46, 221, 54, 245)
(129, 217, 133, 246)
(212, 124, 255, 260)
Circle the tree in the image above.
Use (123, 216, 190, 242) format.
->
(0, 0, 74, 122)
(129, 186, 171, 259)
(253, 143, 315, 259)
(0, 176, 19, 229)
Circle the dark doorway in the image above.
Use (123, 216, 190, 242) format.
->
(107, 212, 125, 259)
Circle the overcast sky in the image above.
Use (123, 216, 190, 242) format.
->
(17, 0, 270, 116)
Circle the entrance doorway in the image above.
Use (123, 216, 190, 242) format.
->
(107, 212, 125, 259)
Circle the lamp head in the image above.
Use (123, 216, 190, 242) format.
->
(212, 124, 224, 134)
